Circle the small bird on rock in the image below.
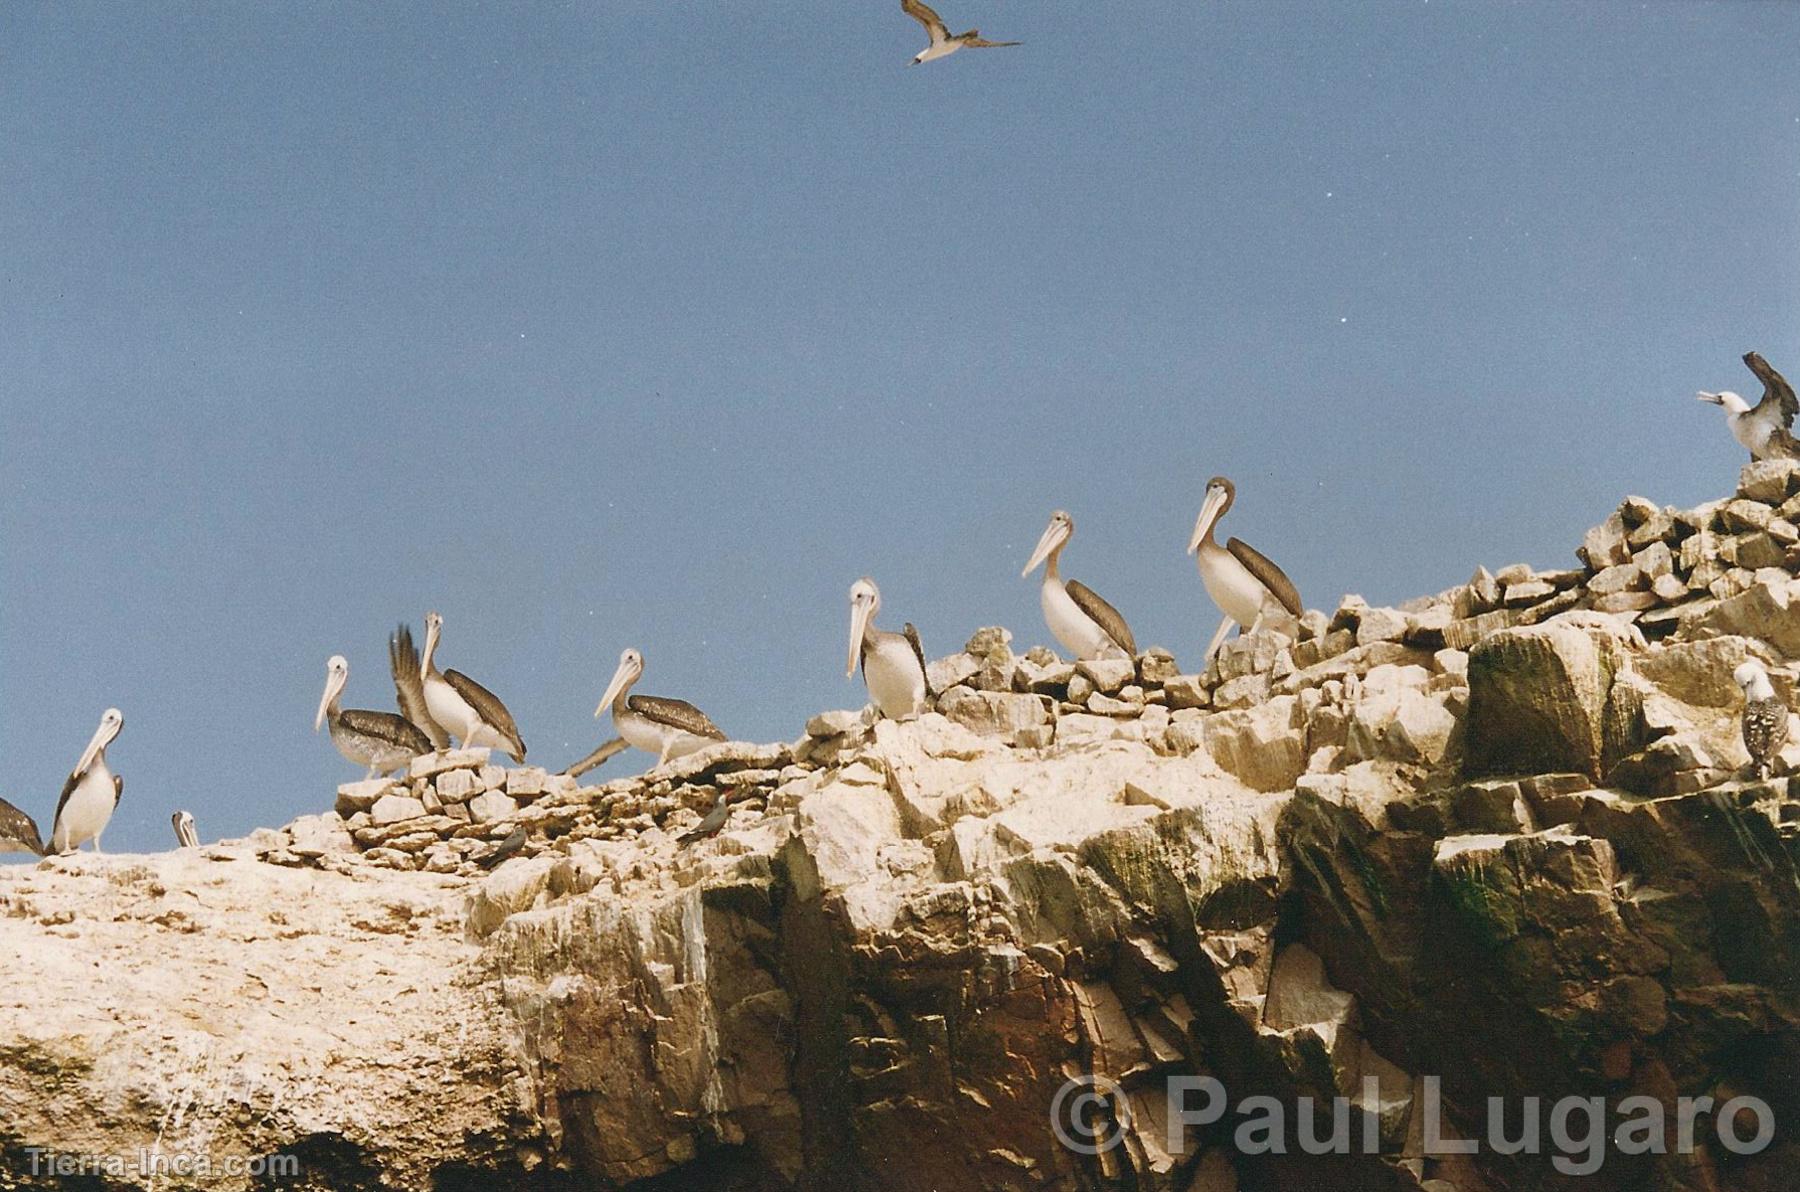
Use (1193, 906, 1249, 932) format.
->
(477, 826, 527, 868)
(1734, 660, 1791, 779)
(677, 789, 736, 845)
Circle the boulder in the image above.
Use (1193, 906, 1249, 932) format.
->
(1464, 624, 1643, 779)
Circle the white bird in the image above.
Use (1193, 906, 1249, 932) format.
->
(419, 611, 527, 762)
(50, 708, 124, 855)
(1698, 352, 1800, 461)
(1735, 661, 1790, 779)
(595, 649, 727, 767)
(901, 0, 1020, 65)
(1187, 476, 1304, 663)
(1020, 511, 1137, 661)
(171, 810, 199, 850)
(847, 578, 931, 721)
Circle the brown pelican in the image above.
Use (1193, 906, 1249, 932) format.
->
(419, 611, 526, 762)
(1698, 352, 1800, 461)
(390, 623, 450, 749)
(1020, 511, 1137, 661)
(1735, 661, 1790, 779)
(315, 655, 433, 777)
(171, 810, 199, 849)
(1187, 477, 1304, 662)
(677, 788, 736, 845)
(902, 0, 1019, 64)
(594, 648, 727, 767)
(49, 708, 123, 855)
(847, 578, 931, 721)
(0, 797, 45, 857)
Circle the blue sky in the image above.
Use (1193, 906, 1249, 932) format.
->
(3, 2, 1797, 853)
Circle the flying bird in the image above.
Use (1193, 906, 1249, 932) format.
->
(1187, 476, 1304, 662)
(847, 578, 931, 722)
(901, 0, 1020, 65)
(1735, 661, 1790, 779)
(595, 648, 728, 768)
(315, 655, 434, 777)
(1697, 352, 1800, 461)
(0, 797, 45, 857)
(419, 611, 527, 762)
(677, 789, 736, 845)
(1021, 511, 1138, 661)
(50, 708, 124, 855)
(171, 810, 199, 850)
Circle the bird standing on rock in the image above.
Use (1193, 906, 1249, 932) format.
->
(677, 789, 736, 845)
(49, 708, 125, 855)
(1735, 661, 1791, 779)
(1698, 352, 1800, 462)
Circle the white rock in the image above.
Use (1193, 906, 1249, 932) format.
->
(410, 748, 492, 779)
(369, 794, 427, 827)
(1075, 657, 1135, 694)
(505, 767, 551, 799)
(468, 791, 520, 823)
(807, 709, 866, 739)
(286, 813, 356, 858)
(435, 769, 481, 803)
(335, 778, 397, 815)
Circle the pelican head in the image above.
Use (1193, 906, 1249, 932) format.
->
(1022, 510, 1074, 578)
(1188, 477, 1236, 555)
(596, 648, 645, 718)
(1734, 660, 1776, 700)
(421, 611, 444, 678)
(1699, 390, 1750, 414)
(315, 655, 350, 731)
(76, 707, 125, 776)
(848, 577, 881, 677)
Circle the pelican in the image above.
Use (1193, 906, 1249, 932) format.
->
(390, 623, 450, 749)
(1021, 511, 1137, 661)
(49, 708, 124, 855)
(1187, 477, 1304, 662)
(315, 655, 433, 777)
(0, 797, 45, 857)
(171, 810, 199, 849)
(1735, 661, 1790, 779)
(1698, 352, 1799, 461)
(847, 578, 931, 721)
(594, 648, 727, 767)
(419, 611, 527, 762)
(901, 0, 1020, 65)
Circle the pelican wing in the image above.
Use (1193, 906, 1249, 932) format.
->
(443, 669, 527, 760)
(1767, 427, 1800, 461)
(337, 707, 434, 755)
(113, 774, 124, 803)
(50, 770, 81, 838)
(0, 797, 44, 856)
(901, 0, 949, 43)
(903, 623, 934, 697)
(564, 736, 630, 779)
(962, 36, 1021, 47)
(1065, 580, 1138, 655)
(1226, 538, 1304, 617)
(628, 694, 727, 740)
(1744, 352, 1798, 427)
(390, 625, 450, 749)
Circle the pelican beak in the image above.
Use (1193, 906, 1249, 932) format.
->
(314, 672, 340, 733)
(595, 657, 634, 719)
(420, 619, 439, 681)
(1021, 520, 1064, 578)
(1696, 390, 1724, 405)
(1188, 489, 1227, 555)
(848, 598, 874, 678)
(74, 720, 111, 778)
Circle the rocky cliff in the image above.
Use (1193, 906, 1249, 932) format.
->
(4, 465, 1800, 1192)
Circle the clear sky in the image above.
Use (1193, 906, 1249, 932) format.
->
(3, 2, 1797, 854)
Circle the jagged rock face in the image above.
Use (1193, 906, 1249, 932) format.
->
(5, 468, 1800, 1191)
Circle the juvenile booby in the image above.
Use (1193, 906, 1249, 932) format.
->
(677, 789, 735, 845)
(1735, 661, 1790, 779)
(419, 611, 527, 762)
(390, 624, 450, 749)
(1187, 477, 1304, 662)
(848, 578, 931, 721)
(0, 797, 45, 857)
(901, 0, 1020, 65)
(171, 810, 199, 849)
(1020, 511, 1137, 661)
(315, 655, 434, 777)
(564, 736, 630, 779)
(1698, 352, 1800, 461)
(595, 648, 727, 767)
(49, 708, 124, 855)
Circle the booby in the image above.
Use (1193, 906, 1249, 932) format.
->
(1735, 661, 1790, 779)
(171, 810, 199, 849)
(1020, 511, 1137, 661)
(419, 611, 527, 762)
(677, 789, 735, 845)
(1186, 477, 1304, 662)
(1698, 352, 1800, 461)
(563, 736, 630, 779)
(901, 0, 1020, 64)
(315, 655, 434, 777)
(0, 797, 45, 857)
(594, 648, 727, 767)
(389, 623, 450, 750)
(847, 578, 931, 721)
(49, 708, 124, 855)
